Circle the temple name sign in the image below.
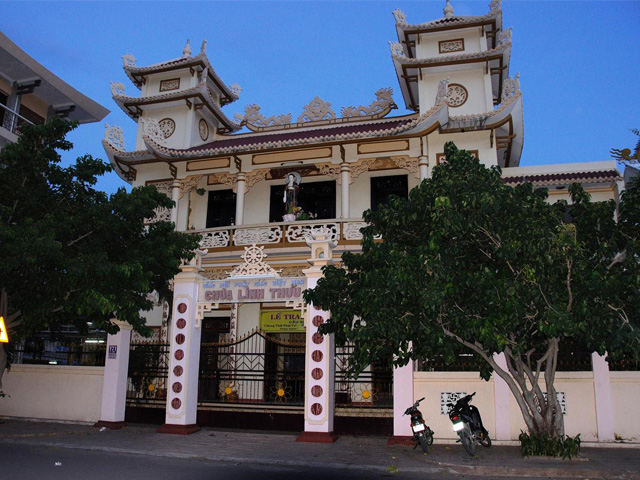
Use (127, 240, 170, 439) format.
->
(199, 277, 306, 303)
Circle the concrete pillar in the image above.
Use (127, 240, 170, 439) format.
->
(340, 163, 350, 218)
(388, 359, 414, 444)
(297, 232, 338, 443)
(493, 353, 512, 441)
(235, 172, 246, 226)
(157, 259, 204, 434)
(170, 179, 181, 226)
(418, 155, 429, 181)
(94, 320, 132, 430)
(592, 352, 615, 442)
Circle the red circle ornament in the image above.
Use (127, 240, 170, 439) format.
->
(311, 350, 323, 362)
(174, 349, 184, 361)
(312, 332, 324, 345)
(311, 385, 323, 397)
(172, 382, 183, 393)
(176, 318, 186, 329)
(173, 365, 183, 377)
(310, 403, 323, 416)
(312, 315, 324, 327)
(171, 398, 182, 410)
(311, 368, 323, 380)
(177, 303, 187, 314)
(175, 333, 186, 345)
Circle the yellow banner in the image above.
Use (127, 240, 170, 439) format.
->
(259, 310, 304, 333)
(0, 316, 8, 343)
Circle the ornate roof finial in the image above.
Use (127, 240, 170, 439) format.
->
(392, 8, 407, 25)
(183, 39, 192, 58)
(444, 0, 454, 18)
(122, 53, 136, 68)
(201, 39, 207, 55)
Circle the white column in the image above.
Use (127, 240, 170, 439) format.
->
(170, 179, 181, 227)
(340, 163, 350, 218)
(390, 360, 414, 442)
(297, 232, 338, 443)
(493, 353, 512, 441)
(592, 352, 615, 442)
(157, 261, 204, 435)
(235, 173, 246, 226)
(418, 156, 429, 181)
(95, 320, 132, 429)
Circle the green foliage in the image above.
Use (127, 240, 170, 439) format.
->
(305, 141, 640, 436)
(0, 119, 201, 336)
(519, 431, 581, 459)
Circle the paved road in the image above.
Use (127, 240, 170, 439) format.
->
(0, 443, 583, 480)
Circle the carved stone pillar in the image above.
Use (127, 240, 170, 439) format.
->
(340, 163, 350, 218)
(592, 352, 615, 442)
(418, 155, 429, 181)
(170, 179, 181, 227)
(297, 232, 338, 443)
(157, 258, 204, 435)
(235, 172, 246, 226)
(94, 319, 132, 430)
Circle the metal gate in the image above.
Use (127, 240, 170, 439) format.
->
(199, 330, 305, 406)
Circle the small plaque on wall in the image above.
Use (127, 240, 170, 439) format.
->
(160, 78, 180, 92)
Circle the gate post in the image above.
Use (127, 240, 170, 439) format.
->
(297, 232, 338, 443)
(157, 253, 205, 435)
(387, 360, 414, 444)
(95, 319, 132, 429)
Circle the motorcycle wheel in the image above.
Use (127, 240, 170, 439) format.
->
(417, 433, 429, 453)
(479, 432, 492, 448)
(459, 429, 476, 456)
(425, 430, 434, 446)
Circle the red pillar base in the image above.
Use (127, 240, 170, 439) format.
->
(296, 431, 338, 443)
(156, 423, 201, 435)
(387, 435, 415, 446)
(93, 420, 126, 430)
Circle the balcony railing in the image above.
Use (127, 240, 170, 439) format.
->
(190, 218, 370, 250)
(0, 103, 33, 136)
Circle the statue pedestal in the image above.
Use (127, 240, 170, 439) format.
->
(283, 214, 296, 222)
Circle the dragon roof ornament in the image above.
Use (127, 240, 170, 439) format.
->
(237, 89, 396, 132)
(122, 53, 136, 68)
(490, 0, 502, 12)
(389, 41, 405, 57)
(110, 81, 126, 97)
(436, 77, 450, 105)
(104, 123, 125, 152)
(142, 117, 167, 146)
(497, 26, 512, 46)
(393, 8, 407, 25)
(501, 73, 520, 103)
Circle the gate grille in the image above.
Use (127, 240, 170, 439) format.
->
(199, 330, 305, 406)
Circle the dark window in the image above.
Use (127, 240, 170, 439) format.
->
(269, 180, 336, 222)
(206, 189, 236, 228)
(370, 175, 408, 210)
(18, 103, 44, 125)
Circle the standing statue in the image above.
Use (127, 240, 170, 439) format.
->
(283, 172, 300, 216)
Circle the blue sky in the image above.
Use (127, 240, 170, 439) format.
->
(2, 0, 639, 194)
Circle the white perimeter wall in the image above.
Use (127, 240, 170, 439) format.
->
(0, 365, 104, 423)
(414, 370, 640, 442)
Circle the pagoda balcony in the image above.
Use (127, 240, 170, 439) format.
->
(188, 218, 369, 254)
(0, 103, 33, 147)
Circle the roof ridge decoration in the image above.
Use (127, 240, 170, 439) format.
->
(501, 73, 520, 103)
(182, 39, 192, 58)
(443, 0, 454, 18)
(110, 81, 126, 96)
(237, 89, 397, 132)
(436, 77, 450, 105)
(122, 53, 136, 68)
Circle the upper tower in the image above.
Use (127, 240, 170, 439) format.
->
(110, 39, 241, 152)
(390, 0, 522, 167)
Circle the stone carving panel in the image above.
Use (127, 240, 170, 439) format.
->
(233, 227, 283, 246)
(285, 224, 339, 243)
(200, 230, 231, 248)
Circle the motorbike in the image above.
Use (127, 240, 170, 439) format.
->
(404, 397, 434, 453)
(447, 392, 491, 456)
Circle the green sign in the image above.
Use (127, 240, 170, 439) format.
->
(259, 310, 304, 332)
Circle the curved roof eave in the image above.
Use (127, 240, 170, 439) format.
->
(123, 52, 239, 104)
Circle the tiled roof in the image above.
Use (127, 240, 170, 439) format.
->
(503, 170, 621, 186)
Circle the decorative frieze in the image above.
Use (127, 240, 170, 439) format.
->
(200, 230, 231, 248)
(391, 156, 419, 178)
(233, 227, 282, 246)
(160, 78, 180, 92)
(285, 224, 339, 243)
(439, 39, 465, 54)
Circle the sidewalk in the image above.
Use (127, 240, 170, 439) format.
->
(0, 418, 638, 479)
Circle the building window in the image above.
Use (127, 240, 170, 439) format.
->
(269, 180, 336, 222)
(370, 175, 408, 211)
(206, 189, 236, 228)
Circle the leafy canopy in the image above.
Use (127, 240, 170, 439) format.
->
(0, 119, 200, 336)
(305, 142, 640, 377)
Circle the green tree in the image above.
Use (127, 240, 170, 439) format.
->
(305, 142, 640, 439)
(0, 119, 200, 388)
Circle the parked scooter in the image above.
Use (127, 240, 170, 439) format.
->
(447, 392, 491, 456)
(404, 397, 434, 453)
